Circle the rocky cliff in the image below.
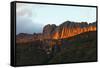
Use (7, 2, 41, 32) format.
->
(52, 21, 96, 39)
(16, 21, 96, 44)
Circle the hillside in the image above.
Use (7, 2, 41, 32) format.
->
(16, 31, 97, 65)
(48, 31, 97, 64)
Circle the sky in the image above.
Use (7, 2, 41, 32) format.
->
(16, 3, 96, 34)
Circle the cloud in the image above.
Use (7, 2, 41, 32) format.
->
(16, 3, 41, 34)
(16, 17, 43, 34)
(16, 3, 24, 9)
(16, 3, 33, 17)
(17, 8, 32, 17)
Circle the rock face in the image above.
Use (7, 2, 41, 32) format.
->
(43, 24, 57, 39)
(52, 21, 96, 39)
(16, 21, 96, 44)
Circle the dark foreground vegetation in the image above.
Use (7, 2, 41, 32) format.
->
(16, 31, 97, 66)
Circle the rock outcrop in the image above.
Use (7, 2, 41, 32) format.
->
(52, 21, 96, 39)
(16, 21, 96, 44)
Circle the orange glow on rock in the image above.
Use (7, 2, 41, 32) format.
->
(53, 26, 96, 39)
